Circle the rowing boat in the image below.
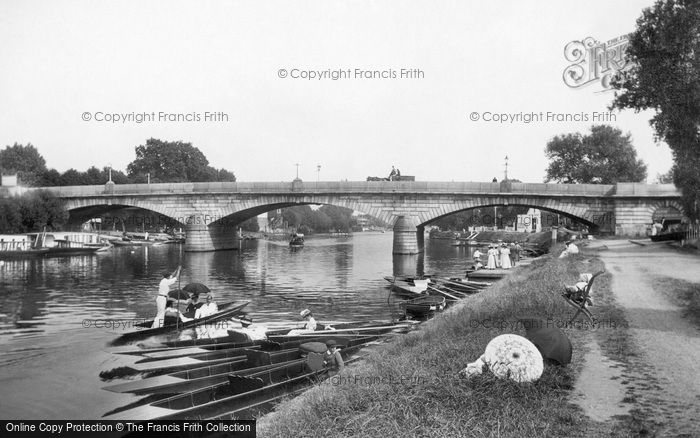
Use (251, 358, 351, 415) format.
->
(264, 320, 416, 341)
(109, 301, 250, 346)
(103, 339, 372, 420)
(400, 295, 446, 316)
(103, 336, 376, 395)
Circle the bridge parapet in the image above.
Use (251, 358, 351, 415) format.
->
(20, 181, 681, 198)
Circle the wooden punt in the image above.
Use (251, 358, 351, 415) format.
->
(103, 336, 377, 395)
(109, 301, 249, 346)
(104, 351, 300, 395)
(467, 269, 510, 280)
(103, 344, 369, 420)
(265, 321, 416, 342)
(400, 295, 446, 316)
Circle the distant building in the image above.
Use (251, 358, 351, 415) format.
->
(1, 174, 18, 186)
(257, 213, 268, 232)
(517, 208, 542, 233)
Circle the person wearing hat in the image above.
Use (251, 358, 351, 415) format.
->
(486, 244, 497, 270)
(152, 266, 181, 328)
(194, 293, 218, 319)
(514, 241, 522, 264)
(500, 243, 511, 269)
(559, 240, 580, 258)
(300, 309, 317, 331)
(324, 340, 344, 372)
(286, 309, 318, 336)
(183, 293, 201, 319)
(230, 316, 267, 341)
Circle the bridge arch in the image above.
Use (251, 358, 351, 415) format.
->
(211, 198, 394, 228)
(422, 203, 599, 230)
(64, 199, 186, 229)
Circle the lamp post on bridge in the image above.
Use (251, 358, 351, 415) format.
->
(317, 165, 321, 183)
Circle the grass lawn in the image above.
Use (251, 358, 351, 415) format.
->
(258, 247, 610, 437)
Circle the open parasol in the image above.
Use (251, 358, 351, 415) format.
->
(182, 282, 211, 295)
(519, 318, 572, 365)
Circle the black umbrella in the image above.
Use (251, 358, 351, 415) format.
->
(519, 318, 572, 365)
(182, 283, 210, 295)
(168, 289, 190, 300)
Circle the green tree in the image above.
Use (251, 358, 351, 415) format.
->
(126, 138, 236, 183)
(544, 125, 648, 183)
(40, 169, 62, 186)
(0, 143, 48, 186)
(17, 190, 68, 232)
(0, 197, 22, 233)
(610, 0, 700, 216)
(59, 169, 87, 186)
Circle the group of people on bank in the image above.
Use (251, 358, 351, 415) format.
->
(472, 241, 522, 270)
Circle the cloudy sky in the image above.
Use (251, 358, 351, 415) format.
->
(0, 0, 672, 183)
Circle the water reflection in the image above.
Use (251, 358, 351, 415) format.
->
(0, 233, 474, 419)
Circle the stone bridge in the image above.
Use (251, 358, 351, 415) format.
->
(18, 180, 683, 253)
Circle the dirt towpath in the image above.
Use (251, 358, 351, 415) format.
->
(582, 240, 700, 435)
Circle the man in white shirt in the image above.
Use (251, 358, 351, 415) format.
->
(152, 266, 181, 328)
(194, 293, 219, 319)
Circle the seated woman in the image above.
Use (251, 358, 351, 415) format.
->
(162, 300, 189, 325)
(180, 293, 219, 322)
(287, 309, 319, 335)
(182, 293, 202, 319)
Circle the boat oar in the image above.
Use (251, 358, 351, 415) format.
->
(427, 286, 460, 301)
(175, 265, 182, 331)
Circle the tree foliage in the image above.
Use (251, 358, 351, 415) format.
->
(544, 125, 647, 184)
(1, 140, 236, 187)
(611, 0, 700, 216)
(270, 205, 358, 233)
(0, 143, 48, 186)
(126, 138, 236, 183)
(0, 191, 67, 233)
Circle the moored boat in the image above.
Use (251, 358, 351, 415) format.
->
(103, 336, 376, 395)
(400, 295, 446, 316)
(650, 230, 685, 242)
(289, 233, 305, 247)
(0, 234, 49, 258)
(27, 232, 111, 255)
(109, 301, 250, 346)
(102, 338, 373, 420)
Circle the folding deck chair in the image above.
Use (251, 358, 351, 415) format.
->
(562, 270, 605, 324)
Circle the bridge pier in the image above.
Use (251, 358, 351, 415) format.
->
(392, 216, 422, 255)
(184, 223, 240, 252)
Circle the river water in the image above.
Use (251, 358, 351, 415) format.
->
(0, 232, 475, 419)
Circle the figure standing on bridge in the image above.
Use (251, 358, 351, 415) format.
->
(389, 166, 397, 181)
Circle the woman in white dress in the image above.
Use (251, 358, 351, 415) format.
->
(500, 243, 512, 269)
(486, 244, 497, 270)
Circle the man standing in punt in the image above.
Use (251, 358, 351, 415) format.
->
(152, 266, 181, 328)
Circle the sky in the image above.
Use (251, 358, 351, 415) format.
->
(0, 0, 673, 184)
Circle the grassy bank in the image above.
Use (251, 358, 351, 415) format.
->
(258, 248, 606, 437)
